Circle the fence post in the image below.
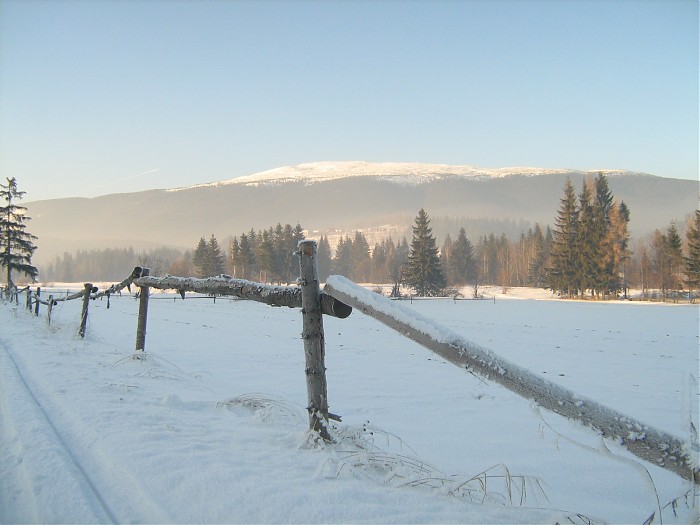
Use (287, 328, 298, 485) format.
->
(135, 268, 150, 352)
(47, 295, 54, 326)
(78, 283, 92, 338)
(35, 287, 41, 316)
(298, 240, 331, 441)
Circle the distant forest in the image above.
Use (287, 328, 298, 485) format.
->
(40, 182, 699, 302)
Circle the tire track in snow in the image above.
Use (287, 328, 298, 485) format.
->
(0, 337, 117, 523)
(0, 331, 173, 524)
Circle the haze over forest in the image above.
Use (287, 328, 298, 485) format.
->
(27, 162, 697, 271)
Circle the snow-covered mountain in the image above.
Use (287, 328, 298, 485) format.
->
(26, 161, 697, 267)
(170, 161, 647, 190)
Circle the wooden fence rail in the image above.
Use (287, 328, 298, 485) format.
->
(323, 275, 699, 484)
(3, 251, 697, 484)
(2, 241, 351, 440)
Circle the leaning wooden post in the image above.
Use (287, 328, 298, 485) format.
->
(47, 295, 54, 326)
(78, 283, 92, 338)
(135, 268, 150, 352)
(298, 240, 331, 441)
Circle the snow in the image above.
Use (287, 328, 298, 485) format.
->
(167, 161, 648, 191)
(1, 286, 698, 523)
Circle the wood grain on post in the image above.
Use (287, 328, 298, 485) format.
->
(298, 240, 331, 441)
(135, 268, 151, 352)
(78, 283, 92, 338)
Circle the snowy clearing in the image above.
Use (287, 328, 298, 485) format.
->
(0, 286, 698, 524)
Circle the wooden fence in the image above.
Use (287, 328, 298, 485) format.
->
(2, 240, 697, 484)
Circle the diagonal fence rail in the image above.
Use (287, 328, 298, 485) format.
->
(3, 251, 697, 484)
(323, 275, 699, 485)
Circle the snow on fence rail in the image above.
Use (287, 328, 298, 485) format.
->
(2, 242, 698, 484)
(1, 241, 348, 441)
(323, 276, 699, 485)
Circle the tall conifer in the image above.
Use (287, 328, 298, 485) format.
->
(0, 177, 38, 288)
(547, 178, 579, 297)
(685, 210, 700, 296)
(404, 209, 445, 296)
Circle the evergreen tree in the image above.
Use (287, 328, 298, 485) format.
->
(0, 177, 38, 287)
(238, 233, 257, 280)
(193, 235, 225, 278)
(317, 236, 332, 282)
(332, 236, 353, 278)
(591, 173, 615, 296)
(651, 223, 684, 300)
(528, 223, 548, 287)
(449, 227, 476, 286)
(370, 240, 388, 283)
(576, 181, 598, 296)
(256, 228, 276, 282)
(350, 231, 371, 282)
(206, 235, 226, 277)
(229, 237, 241, 277)
(685, 210, 700, 297)
(192, 237, 209, 278)
(404, 209, 445, 296)
(665, 223, 684, 298)
(286, 223, 305, 283)
(547, 178, 579, 297)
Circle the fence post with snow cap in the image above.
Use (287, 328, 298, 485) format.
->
(78, 283, 93, 338)
(135, 268, 151, 352)
(323, 275, 699, 484)
(298, 240, 332, 441)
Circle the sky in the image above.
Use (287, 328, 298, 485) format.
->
(0, 0, 697, 202)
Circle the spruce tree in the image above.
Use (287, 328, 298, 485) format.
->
(576, 181, 597, 296)
(238, 233, 257, 280)
(547, 178, 579, 297)
(449, 228, 476, 286)
(350, 231, 371, 282)
(528, 223, 548, 287)
(685, 210, 700, 297)
(206, 235, 225, 277)
(665, 223, 684, 297)
(0, 177, 38, 288)
(404, 209, 445, 296)
(317, 236, 332, 282)
(193, 237, 208, 278)
(256, 229, 276, 282)
(229, 237, 241, 278)
(332, 236, 353, 278)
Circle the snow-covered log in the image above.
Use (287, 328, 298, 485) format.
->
(91, 266, 143, 301)
(324, 275, 699, 484)
(133, 274, 352, 319)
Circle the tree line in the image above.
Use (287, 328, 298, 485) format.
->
(13, 169, 698, 302)
(41, 246, 186, 283)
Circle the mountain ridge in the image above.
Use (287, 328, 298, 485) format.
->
(24, 162, 698, 268)
(166, 161, 655, 192)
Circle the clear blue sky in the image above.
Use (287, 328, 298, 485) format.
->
(1, 0, 697, 201)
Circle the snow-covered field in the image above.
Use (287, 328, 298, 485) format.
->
(1, 285, 698, 524)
